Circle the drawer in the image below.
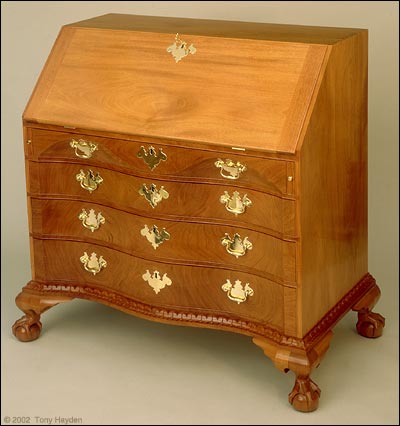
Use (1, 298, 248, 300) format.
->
(27, 128, 291, 195)
(32, 238, 284, 329)
(31, 199, 296, 283)
(28, 162, 296, 237)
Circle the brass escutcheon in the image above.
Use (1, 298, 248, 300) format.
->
(221, 279, 254, 304)
(76, 169, 103, 193)
(142, 270, 172, 294)
(215, 159, 247, 180)
(166, 33, 196, 63)
(220, 191, 252, 216)
(78, 208, 105, 232)
(140, 224, 170, 249)
(70, 139, 98, 159)
(137, 146, 167, 171)
(221, 233, 253, 258)
(139, 183, 169, 208)
(80, 252, 107, 275)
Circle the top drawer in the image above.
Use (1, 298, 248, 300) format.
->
(26, 128, 293, 196)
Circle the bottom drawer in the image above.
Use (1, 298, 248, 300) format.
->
(32, 239, 284, 330)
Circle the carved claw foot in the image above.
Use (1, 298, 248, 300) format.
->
(289, 375, 321, 412)
(12, 310, 42, 342)
(12, 285, 73, 342)
(253, 331, 332, 412)
(352, 278, 385, 338)
(356, 311, 385, 338)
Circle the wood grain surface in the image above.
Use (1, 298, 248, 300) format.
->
(30, 198, 296, 284)
(29, 128, 291, 195)
(31, 238, 285, 328)
(69, 13, 364, 44)
(297, 30, 368, 335)
(23, 25, 327, 153)
(27, 161, 295, 237)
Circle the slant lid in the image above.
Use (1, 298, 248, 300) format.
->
(22, 14, 359, 153)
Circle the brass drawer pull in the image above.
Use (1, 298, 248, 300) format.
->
(70, 139, 98, 159)
(222, 279, 254, 304)
(141, 224, 170, 249)
(139, 183, 169, 208)
(220, 191, 252, 216)
(215, 159, 247, 180)
(76, 169, 103, 193)
(142, 270, 172, 294)
(137, 146, 167, 171)
(80, 252, 107, 275)
(221, 233, 252, 258)
(78, 208, 105, 232)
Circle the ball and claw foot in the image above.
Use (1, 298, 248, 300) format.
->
(12, 310, 42, 342)
(356, 310, 385, 338)
(288, 376, 321, 412)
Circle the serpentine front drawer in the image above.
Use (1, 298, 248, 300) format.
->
(30, 198, 296, 284)
(26, 128, 292, 196)
(30, 238, 286, 328)
(27, 162, 296, 237)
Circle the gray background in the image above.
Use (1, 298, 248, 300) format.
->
(2, 1, 398, 424)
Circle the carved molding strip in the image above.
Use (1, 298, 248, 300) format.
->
(25, 273, 375, 350)
(303, 273, 376, 347)
(25, 281, 300, 347)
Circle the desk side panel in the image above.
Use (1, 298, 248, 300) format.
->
(298, 31, 368, 336)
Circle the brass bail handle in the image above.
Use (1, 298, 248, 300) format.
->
(221, 279, 254, 304)
(76, 169, 103, 193)
(220, 191, 252, 216)
(139, 183, 169, 208)
(78, 208, 105, 232)
(70, 139, 98, 159)
(79, 252, 107, 275)
(215, 159, 247, 180)
(221, 233, 253, 258)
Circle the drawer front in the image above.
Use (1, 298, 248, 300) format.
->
(29, 162, 296, 237)
(31, 199, 295, 283)
(28, 129, 290, 195)
(32, 238, 284, 328)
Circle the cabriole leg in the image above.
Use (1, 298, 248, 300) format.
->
(253, 331, 332, 412)
(352, 281, 385, 338)
(12, 288, 73, 342)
